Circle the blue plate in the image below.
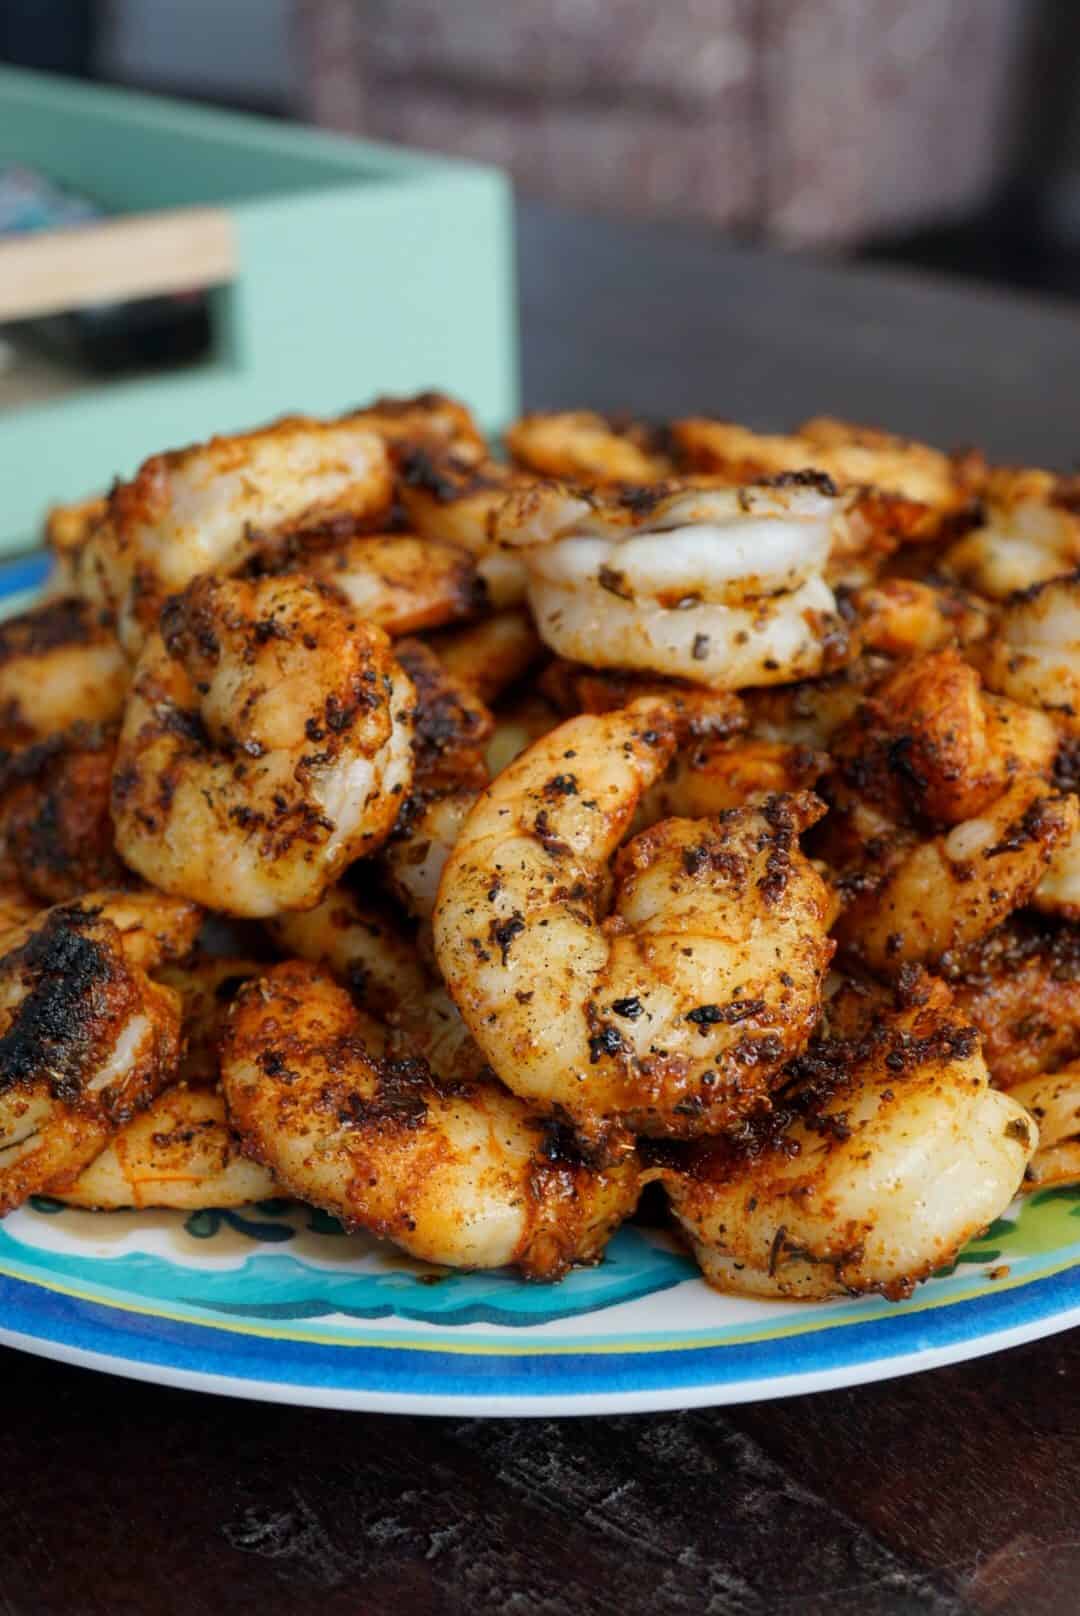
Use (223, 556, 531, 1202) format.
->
(1, 554, 1078, 1414)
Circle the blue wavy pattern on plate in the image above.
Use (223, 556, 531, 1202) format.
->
(0, 1219, 696, 1327)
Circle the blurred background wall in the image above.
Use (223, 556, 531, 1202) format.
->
(3, 0, 1080, 287)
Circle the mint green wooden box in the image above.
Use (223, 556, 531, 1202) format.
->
(0, 67, 517, 556)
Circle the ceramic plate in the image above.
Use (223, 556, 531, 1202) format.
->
(2, 554, 1079, 1415)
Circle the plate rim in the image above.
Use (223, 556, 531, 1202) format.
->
(4, 1287, 1080, 1416)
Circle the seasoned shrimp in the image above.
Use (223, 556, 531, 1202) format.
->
(635, 737, 829, 827)
(221, 961, 640, 1278)
(832, 779, 1077, 970)
(850, 577, 991, 658)
(57, 955, 271, 1211)
(249, 532, 486, 637)
(349, 390, 487, 457)
(0, 722, 126, 903)
(78, 414, 393, 649)
(383, 790, 478, 923)
(0, 892, 194, 1211)
(43, 493, 108, 596)
(658, 973, 1034, 1300)
(496, 478, 844, 686)
(741, 654, 891, 750)
(428, 609, 544, 704)
(434, 703, 835, 1139)
(980, 572, 1080, 732)
(373, 640, 494, 921)
(539, 660, 746, 739)
(945, 469, 1080, 599)
(505, 411, 673, 483)
(57, 1084, 276, 1211)
(112, 573, 415, 916)
(671, 416, 970, 550)
(940, 916, 1080, 1089)
(396, 445, 530, 607)
(156, 955, 262, 1087)
(269, 888, 480, 1083)
(826, 649, 1059, 827)
(1009, 1066, 1080, 1191)
(0, 598, 128, 748)
(394, 637, 493, 794)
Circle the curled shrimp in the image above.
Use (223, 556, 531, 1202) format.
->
(57, 1085, 276, 1211)
(0, 598, 128, 748)
(980, 572, 1080, 731)
(0, 891, 196, 1212)
(658, 974, 1035, 1299)
(670, 415, 970, 555)
(397, 445, 530, 608)
(1009, 1066, 1080, 1192)
(78, 414, 393, 650)
(496, 478, 844, 686)
(832, 778, 1077, 970)
(42, 493, 108, 597)
(428, 608, 543, 704)
(349, 390, 487, 458)
(249, 532, 487, 637)
(940, 916, 1080, 1088)
(826, 648, 1059, 827)
(433, 702, 835, 1140)
(221, 962, 640, 1278)
(111, 573, 415, 916)
(58, 955, 273, 1211)
(505, 411, 673, 483)
(850, 577, 991, 659)
(635, 737, 829, 827)
(945, 469, 1080, 599)
(156, 954, 264, 1087)
(0, 722, 126, 903)
(269, 887, 480, 1083)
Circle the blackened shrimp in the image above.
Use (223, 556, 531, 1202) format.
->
(221, 962, 640, 1278)
(57, 1084, 276, 1211)
(658, 975, 1034, 1300)
(78, 414, 393, 650)
(396, 445, 530, 607)
(43, 493, 108, 597)
(0, 722, 126, 903)
(980, 572, 1080, 732)
(0, 598, 128, 748)
(433, 703, 835, 1140)
(832, 779, 1077, 970)
(495, 478, 844, 686)
(505, 410, 673, 483)
(0, 893, 194, 1211)
(268, 888, 480, 1084)
(111, 574, 416, 916)
(940, 916, 1080, 1089)
(945, 468, 1080, 599)
(427, 609, 544, 704)
(57, 955, 272, 1211)
(1009, 1065, 1080, 1191)
(249, 532, 487, 637)
(670, 414, 972, 562)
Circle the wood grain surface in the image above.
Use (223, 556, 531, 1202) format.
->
(4, 198, 1080, 1616)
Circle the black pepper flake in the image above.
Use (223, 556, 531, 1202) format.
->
(611, 996, 643, 1020)
(692, 633, 710, 661)
(490, 911, 525, 965)
(588, 1024, 625, 1062)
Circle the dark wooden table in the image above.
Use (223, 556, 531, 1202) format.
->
(6, 200, 1080, 1616)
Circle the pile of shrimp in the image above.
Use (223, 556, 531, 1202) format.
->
(6, 394, 1080, 1302)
